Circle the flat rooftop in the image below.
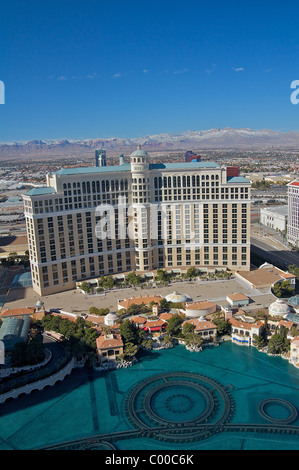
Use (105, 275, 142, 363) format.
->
(237, 266, 296, 288)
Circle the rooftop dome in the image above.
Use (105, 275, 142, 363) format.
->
(104, 312, 118, 326)
(165, 291, 187, 303)
(35, 299, 44, 308)
(269, 298, 291, 317)
(130, 145, 149, 158)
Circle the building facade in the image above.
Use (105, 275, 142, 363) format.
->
(260, 205, 288, 232)
(96, 333, 124, 363)
(229, 317, 263, 346)
(287, 181, 299, 248)
(23, 147, 251, 295)
(290, 337, 299, 367)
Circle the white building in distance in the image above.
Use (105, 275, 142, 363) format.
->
(287, 181, 299, 248)
(260, 205, 288, 232)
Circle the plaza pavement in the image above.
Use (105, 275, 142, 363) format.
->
(1, 276, 277, 315)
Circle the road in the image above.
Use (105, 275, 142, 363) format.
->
(251, 235, 299, 269)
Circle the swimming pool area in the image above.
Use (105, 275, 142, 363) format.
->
(0, 342, 299, 450)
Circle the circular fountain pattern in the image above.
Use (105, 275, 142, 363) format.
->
(165, 393, 194, 414)
(124, 371, 234, 442)
(258, 398, 298, 425)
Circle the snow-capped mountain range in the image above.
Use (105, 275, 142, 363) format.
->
(1, 127, 299, 159)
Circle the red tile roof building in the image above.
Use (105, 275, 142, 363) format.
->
(118, 294, 163, 310)
(183, 318, 217, 339)
(229, 318, 263, 346)
(96, 333, 124, 363)
(143, 319, 166, 333)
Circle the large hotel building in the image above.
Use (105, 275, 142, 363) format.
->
(23, 147, 251, 295)
(287, 180, 299, 248)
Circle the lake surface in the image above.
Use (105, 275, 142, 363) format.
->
(0, 341, 299, 450)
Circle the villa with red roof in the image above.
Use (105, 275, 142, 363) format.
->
(96, 333, 124, 363)
(229, 317, 263, 346)
(182, 318, 218, 340)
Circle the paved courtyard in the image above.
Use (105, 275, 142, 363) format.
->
(2, 276, 277, 315)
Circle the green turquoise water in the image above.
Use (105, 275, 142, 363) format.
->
(0, 342, 299, 450)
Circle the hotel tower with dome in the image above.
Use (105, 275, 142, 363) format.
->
(23, 146, 251, 295)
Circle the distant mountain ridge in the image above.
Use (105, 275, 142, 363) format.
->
(1, 127, 299, 160)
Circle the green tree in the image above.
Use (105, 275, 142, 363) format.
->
(251, 180, 271, 190)
(165, 313, 184, 337)
(272, 280, 295, 298)
(267, 333, 290, 355)
(80, 282, 91, 293)
(98, 275, 114, 290)
(185, 267, 198, 279)
(122, 342, 138, 360)
(185, 333, 203, 348)
(252, 327, 267, 349)
(89, 307, 110, 316)
(116, 308, 128, 318)
(119, 319, 138, 344)
(126, 272, 143, 286)
(213, 318, 231, 336)
(155, 269, 170, 283)
(160, 298, 170, 310)
(182, 322, 195, 337)
(161, 333, 174, 347)
(290, 326, 299, 337)
(288, 264, 299, 281)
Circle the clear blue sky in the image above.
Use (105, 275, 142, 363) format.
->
(1, 0, 299, 141)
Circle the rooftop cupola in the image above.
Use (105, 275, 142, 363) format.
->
(130, 145, 149, 171)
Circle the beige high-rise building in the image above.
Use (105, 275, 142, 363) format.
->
(287, 181, 299, 248)
(23, 147, 251, 295)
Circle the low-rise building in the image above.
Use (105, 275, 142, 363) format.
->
(104, 312, 119, 327)
(96, 333, 124, 363)
(290, 337, 299, 367)
(0, 315, 31, 352)
(260, 205, 288, 232)
(182, 318, 217, 340)
(118, 294, 163, 311)
(143, 319, 166, 333)
(180, 300, 217, 319)
(130, 316, 147, 328)
(229, 317, 263, 346)
(236, 263, 296, 290)
(226, 293, 249, 307)
(159, 312, 174, 322)
(0, 302, 46, 321)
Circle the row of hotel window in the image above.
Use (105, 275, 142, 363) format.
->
(59, 174, 222, 194)
(25, 187, 249, 214)
(27, 203, 248, 261)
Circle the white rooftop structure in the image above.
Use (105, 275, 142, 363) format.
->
(269, 298, 291, 317)
(104, 312, 118, 326)
(130, 146, 149, 158)
(165, 291, 187, 303)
